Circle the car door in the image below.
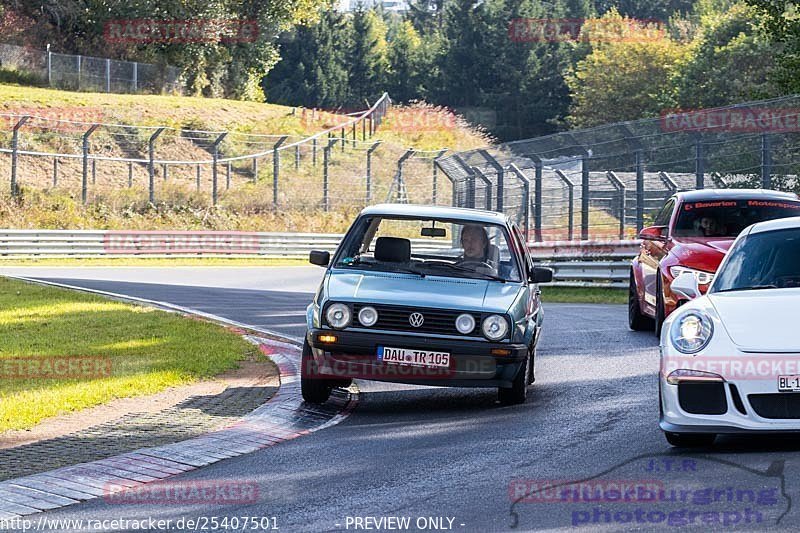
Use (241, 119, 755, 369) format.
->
(641, 198, 675, 309)
(510, 223, 541, 341)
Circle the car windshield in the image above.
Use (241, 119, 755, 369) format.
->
(711, 228, 800, 293)
(333, 216, 523, 282)
(673, 199, 800, 238)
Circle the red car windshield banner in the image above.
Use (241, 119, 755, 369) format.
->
(682, 200, 800, 211)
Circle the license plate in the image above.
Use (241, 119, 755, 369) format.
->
(378, 346, 450, 368)
(778, 375, 800, 392)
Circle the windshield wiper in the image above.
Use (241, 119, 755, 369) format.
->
(423, 261, 506, 282)
(339, 258, 426, 277)
(716, 284, 778, 293)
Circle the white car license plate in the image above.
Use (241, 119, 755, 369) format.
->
(378, 346, 450, 368)
(778, 375, 800, 392)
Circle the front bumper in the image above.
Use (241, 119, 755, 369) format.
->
(307, 328, 528, 387)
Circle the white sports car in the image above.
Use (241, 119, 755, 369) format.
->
(659, 215, 800, 446)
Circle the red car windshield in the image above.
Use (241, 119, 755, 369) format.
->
(673, 199, 800, 238)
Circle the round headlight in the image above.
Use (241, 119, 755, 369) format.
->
(670, 312, 713, 354)
(358, 306, 379, 327)
(455, 313, 476, 334)
(326, 303, 351, 329)
(482, 314, 509, 341)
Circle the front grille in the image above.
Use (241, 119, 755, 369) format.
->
(678, 382, 727, 415)
(749, 394, 800, 419)
(351, 303, 483, 337)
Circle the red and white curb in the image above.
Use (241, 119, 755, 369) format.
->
(0, 336, 358, 520)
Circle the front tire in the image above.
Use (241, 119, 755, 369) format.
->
(664, 431, 716, 447)
(499, 353, 530, 406)
(301, 339, 332, 404)
(629, 270, 654, 331)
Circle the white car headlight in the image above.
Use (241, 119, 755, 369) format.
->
(670, 312, 713, 354)
(482, 314, 509, 341)
(326, 303, 351, 329)
(455, 313, 476, 334)
(358, 306, 378, 327)
(670, 266, 714, 286)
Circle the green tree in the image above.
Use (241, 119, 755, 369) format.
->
(565, 10, 687, 127)
(746, 0, 800, 94)
(674, 2, 778, 109)
(347, 7, 389, 106)
(386, 20, 427, 102)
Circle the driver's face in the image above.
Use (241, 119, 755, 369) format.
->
(462, 227, 486, 259)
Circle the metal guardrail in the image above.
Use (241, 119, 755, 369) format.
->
(0, 230, 639, 288)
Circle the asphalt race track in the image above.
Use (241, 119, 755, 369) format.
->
(2, 266, 799, 532)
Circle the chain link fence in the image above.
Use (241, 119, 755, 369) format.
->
(0, 43, 181, 94)
(436, 95, 800, 241)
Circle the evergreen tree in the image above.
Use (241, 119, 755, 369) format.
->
(347, 6, 389, 106)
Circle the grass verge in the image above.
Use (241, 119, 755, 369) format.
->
(0, 277, 258, 432)
(539, 286, 626, 304)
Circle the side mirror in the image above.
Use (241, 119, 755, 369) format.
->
(639, 226, 667, 241)
(671, 272, 701, 300)
(530, 266, 553, 284)
(309, 250, 330, 267)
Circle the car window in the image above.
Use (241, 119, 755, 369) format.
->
(712, 228, 800, 291)
(333, 216, 522, 282)
(653, 198, 675, 227)
(673, 199, 800, 238)
(510, 224, 532, 275)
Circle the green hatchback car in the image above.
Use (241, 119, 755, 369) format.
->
(303, 204, 552, 405)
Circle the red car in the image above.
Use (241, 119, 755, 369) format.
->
(629, 189, 800, 335)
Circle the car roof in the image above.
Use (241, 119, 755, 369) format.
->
(748, 215, 800, 234)
(359, 204, 509, 225)
(676, 188, 800, 202)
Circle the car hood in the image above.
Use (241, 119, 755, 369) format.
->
(326, 270, 521, 313)
(709, 288, 800, 352)
(671, 237, 735, 270)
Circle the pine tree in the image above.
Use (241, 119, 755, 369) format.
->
(347, 6, 389, 106)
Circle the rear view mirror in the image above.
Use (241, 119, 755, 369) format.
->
(671, 272, 701, 300)
(421, 227, 447, 238)
(309, 250, 330, 267)
(639, 226, 667, 241)
(530, 267, 553, 284)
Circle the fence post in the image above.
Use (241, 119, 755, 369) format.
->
(534, 159, 543, 242)
(479, 149, 504, 212)
(635, 150, 644, 233)
(10, 116, 30, 197)
(196, 165, 201, 192)
(366, 142, 381, 204)
(694, 134, 705, 189)
(554, 169, 575, 241)
(581, 155, 589, 240)
(128, 161, 133, 187)
(312, 138, 318, 166)
(606, 171, 626, 240)
(106, 58, 111, 93)
(509, 164, 532, 241)
(352, 122, 357, 147)
(340, 128, 346, 153)
(432, 150, 447, 205)
(133, 62, 138, 92)
(211, 132, 228, 206)
(295, 143, 300, 170)
(148, 127, 165, 203)
(392, 149, 415, 203)
(323, 139, 337, 212)
(162, 163, 167, 181)
(47, 44, 52, 86)
(472, 167, 493, 211)
(53, 157, 58, 187)
(76, 54, 81, 90)
(761, 133, 772, 189)
(369, 115, 374, 137)
(362, 117, 366, 141)
(226, 162, 232, 190)
(92, 159, 97, 185)
(272, 135, 288, 207)
(81, 123, 99, 204)
(252, 158, 258, 183)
